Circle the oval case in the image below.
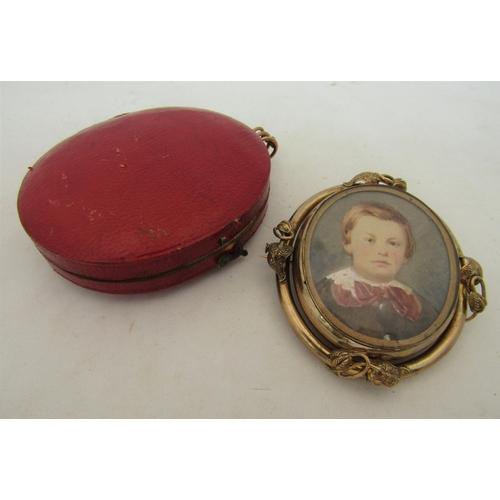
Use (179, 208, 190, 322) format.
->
(18, 107, 277, 293)
(266, 172, 487, 386)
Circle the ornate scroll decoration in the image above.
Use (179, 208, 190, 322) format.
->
(460, 257, 487, 321)
(343, 172, 407, 191)
(254, 127, 278, 158)
(265, 220, 294, 283)
(326, 350, 411, 387)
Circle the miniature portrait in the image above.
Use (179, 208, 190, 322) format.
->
(308, 190, 453, 341)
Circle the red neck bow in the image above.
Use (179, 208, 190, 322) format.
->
(332, 280, 422, 322)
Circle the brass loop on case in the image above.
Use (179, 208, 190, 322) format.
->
(265, 138, 278, 158)
(254, 127, 278, 158)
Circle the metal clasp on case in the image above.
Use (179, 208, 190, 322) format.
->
(216, 239, 248, 268)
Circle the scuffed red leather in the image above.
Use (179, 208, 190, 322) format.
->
(18, 108, 272, 293)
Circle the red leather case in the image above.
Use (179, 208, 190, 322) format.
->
(17, 107, 276, 293)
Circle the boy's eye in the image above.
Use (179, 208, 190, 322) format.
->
(389, 241, 400, 247)
(365, 238, 374, 243)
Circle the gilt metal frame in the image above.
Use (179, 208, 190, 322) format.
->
(266, 173, 487, 387)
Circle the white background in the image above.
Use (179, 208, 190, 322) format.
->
(2, 81, 499, 418)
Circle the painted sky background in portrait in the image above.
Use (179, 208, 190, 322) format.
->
(309, 190, 451, 312)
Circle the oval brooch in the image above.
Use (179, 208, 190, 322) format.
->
(265, 172, 487, 387)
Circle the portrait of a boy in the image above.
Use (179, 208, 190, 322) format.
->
(315, 202, 438, 340)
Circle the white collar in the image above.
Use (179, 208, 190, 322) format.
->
(326, 267, 413, 296)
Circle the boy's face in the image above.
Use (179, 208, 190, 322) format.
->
(344, 216, 408, 283)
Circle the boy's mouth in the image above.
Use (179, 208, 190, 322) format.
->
(372, 260, 390, 266)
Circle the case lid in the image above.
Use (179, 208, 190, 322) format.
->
(18, 107, 275, 289)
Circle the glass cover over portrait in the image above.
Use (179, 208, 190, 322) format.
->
(305, 188, 458, 343)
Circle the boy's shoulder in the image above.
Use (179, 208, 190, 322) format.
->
(326, 267, 354, 286)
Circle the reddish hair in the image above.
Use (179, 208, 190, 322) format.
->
(341, 203, 414, 259)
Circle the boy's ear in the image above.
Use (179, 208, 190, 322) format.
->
(343, 242, 352, 255)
